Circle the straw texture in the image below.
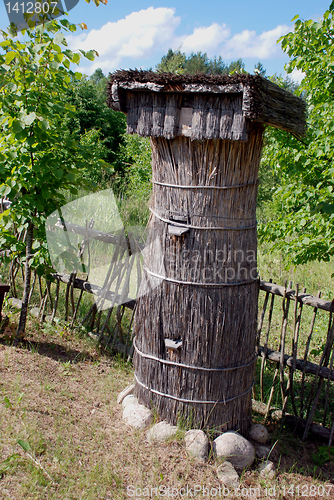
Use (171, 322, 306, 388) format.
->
(133, 124, 263, 433)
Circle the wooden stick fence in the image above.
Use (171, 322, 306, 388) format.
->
(2, 221, 334, 440)
(256, 280, 334, 442)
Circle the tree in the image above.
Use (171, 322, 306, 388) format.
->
(156, 50, 245, 76)
(227, 58, 245, 74)
(254, 62, 266, 76)
(208, 55, 228, 75)
(156, 49, 186, 74)
(259, 6, 334, 266)
(65, 72, 126, 187)
(0, 19, 103, 334)
(184, 51, 210, 74)
(89, 68, 106, 89)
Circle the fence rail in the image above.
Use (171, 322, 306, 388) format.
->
(2, 220, 334, 442)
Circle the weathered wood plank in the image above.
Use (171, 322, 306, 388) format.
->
(51, 272, 136, 310)
(252, 399, 331, 441)
(258, 345, 334, 381)
(136, 93, 153, 136)
(163, 94, 181, 139)
(259, 280, 333, 312)
(54, 219, 119, 245)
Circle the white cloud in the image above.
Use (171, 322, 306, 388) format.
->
(68, 7, 180, 73)
(177, 23, 231, 55)
(289, 68, 305, 84)
(223, 25, 290, 59)
(67, 7, 291, 75)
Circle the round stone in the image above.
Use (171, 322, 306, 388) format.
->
(123, 403, 153, 430)
(249, 424, 269, 444)
(185, 429, 209, 462)
(213, 431, 255, 471)
(146, 421, 178, 442)
(122, 394, 138, 408)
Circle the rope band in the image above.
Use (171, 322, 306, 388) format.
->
(150, 209, 257, 231)
(152, 180, 258, 190)
(144, 267, 258, 287)
(135, 373, 254, 405)
(134, 337, 257, 372)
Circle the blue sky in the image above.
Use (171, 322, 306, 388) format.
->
(0, 0, 331, 80)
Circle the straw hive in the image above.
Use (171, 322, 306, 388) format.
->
(107, 71, 306, 433)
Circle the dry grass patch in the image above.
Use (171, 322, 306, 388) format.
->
(0, 328, 333, 499)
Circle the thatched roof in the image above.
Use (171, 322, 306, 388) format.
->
(107, 70, 306, 141)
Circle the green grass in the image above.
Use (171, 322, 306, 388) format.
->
(258, 246, 334, 299)
(255, 247, 334, 425)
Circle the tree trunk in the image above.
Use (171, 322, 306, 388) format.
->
(17, 222, 33, 336)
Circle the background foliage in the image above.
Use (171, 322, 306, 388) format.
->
(258, 7, 334, 267)
(1, 4, 334, 333)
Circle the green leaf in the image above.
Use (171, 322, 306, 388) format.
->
(22, 112, 36, 126)
(41, 189, 51, 199)
(85, 50, 95, 61)
(54, 169, 63, 179)
(66, 172, 76, 181)
(17, 439, 31, 452)
(315, 202, 334, 214)
(54, 32, 65, 46)
(59, 19, 70, 28)
(39, 120, 50, 131)
(0, 185, 11, 196)
(5, 51, 16, 64)
(64, 103, 76, 112)
(3, 396, 12, 408)
(291, 14, 299, 22)
(64, 49, 74, 60)
(72, 53, 80, 64)
(27, 136, 37, 147)
(12, 120, 24, 133)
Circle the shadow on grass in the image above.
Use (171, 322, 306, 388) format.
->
(0, 336, 97, 363)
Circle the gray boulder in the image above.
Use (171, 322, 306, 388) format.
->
(213, 432, 255, 471)
(123, 403, 153, 430)
(248, 424, 269, 444)
(8, 298, 22, 309)
(184, 429, 209, 462)
(254, 444, 272, 460)
(122, 394, 138, 408)
(29, 307, 40, 318)
(146, 421, 178, 443)
(217, 461, 240, 489)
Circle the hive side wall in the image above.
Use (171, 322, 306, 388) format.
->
(133, 125, 264, 433)
(125, 91, 249, 141)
